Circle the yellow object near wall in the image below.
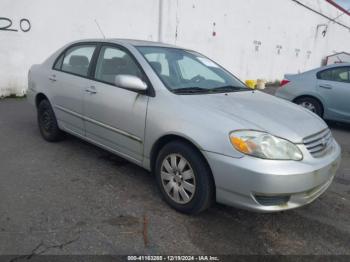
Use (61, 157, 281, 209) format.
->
(245, 80, 256, 89)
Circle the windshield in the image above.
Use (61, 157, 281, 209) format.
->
(137, 46, 249, 94)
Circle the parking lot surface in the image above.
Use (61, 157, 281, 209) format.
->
(0, 97, 350, 256)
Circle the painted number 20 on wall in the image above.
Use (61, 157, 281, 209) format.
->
(0, 17, 31, 32)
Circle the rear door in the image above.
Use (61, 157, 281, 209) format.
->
(51, 43, 97, 136)
(83, 44, 149, 163)
(317, 66, 350, 121)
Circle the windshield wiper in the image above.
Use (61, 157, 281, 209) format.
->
(173, 87, 210, 94)
(209, 85, 249, 92)
(173, 85, 249, 94)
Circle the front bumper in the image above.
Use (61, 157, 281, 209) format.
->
(203, 139, 341, 212)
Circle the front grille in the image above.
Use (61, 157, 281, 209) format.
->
(303, 128, 333, 158)
(254, 195, 290, 206)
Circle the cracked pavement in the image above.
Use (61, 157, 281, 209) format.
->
(0, 98, 350, 255)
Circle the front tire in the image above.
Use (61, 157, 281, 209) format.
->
(295, 97, 323, 117)
(155, 141, 214, 214)
(37, 99, 64, 142)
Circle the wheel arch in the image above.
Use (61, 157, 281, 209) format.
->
(293, 94, 325, 116)
(149, 134, 216, 191)
(35, 93, 49, 108)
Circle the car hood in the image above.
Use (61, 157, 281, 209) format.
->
(179, 90, 327, 143)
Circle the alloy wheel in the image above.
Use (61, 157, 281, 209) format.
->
(160, 154, 196, 204)
(299, 101, 316, 113)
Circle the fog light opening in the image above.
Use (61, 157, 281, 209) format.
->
(254, 195, 291, 206)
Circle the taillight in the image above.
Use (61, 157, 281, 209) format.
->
(280, 79, 290, 87)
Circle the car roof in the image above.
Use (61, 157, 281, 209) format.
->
(72, 38, 181, 49)
(317, 63, 350, 71)
(299, 62, 350, 75)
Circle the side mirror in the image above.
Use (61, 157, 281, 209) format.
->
(114, 75, 148, 92)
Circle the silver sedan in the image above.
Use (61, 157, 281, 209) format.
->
(27, 39, 341, 214)
(276, 63, 350, 123)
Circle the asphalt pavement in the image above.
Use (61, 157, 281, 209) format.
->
(0, 97, 349, 256)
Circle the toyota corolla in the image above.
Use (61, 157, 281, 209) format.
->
(27, 39, 341, 214)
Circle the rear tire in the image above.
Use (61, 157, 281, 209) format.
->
(37, 99, 64, 142)
(295, 97, 323, 117)
(155, 141, 214, 214)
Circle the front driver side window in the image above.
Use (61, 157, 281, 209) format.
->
(94, 46, 143, 85)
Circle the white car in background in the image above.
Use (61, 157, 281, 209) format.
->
(276, 63, 350, 123)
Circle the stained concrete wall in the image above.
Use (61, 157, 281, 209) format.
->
(0, 0, 160, 96)
(1, 0, 350, 96)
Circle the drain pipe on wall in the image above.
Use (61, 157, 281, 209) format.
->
(158, 0, 164, 42)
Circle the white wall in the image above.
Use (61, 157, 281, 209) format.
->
(0, 0, 160, 96)
(161, 0, 350, 80)
(1, 0, 350, 96)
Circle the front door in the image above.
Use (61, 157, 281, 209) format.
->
(84, 44, 149, 163)
(317, 66, 350, 121)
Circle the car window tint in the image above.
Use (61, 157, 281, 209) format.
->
(331, 68, 350, 83)
(53, 54, 64, 70)
(61, 45, 96, 77)
(94, 46, 143, 85)
(318, 69, 333, 81)
(319, 67, 350, 83)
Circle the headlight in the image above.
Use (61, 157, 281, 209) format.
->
(229, 130, 303, 160)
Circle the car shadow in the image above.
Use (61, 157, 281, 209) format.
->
(59, 131, 350, 255)
(327, 120, 350, 132)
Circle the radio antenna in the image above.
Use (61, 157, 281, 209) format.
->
(94, 19, 106, 39)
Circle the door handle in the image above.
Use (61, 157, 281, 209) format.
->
(49, 74, 57, 82)
(85, 86, 97, 94)
(319, 84, 332, 89)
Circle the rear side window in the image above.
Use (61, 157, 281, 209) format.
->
(60, 45, 96, 77)
(318, 69, 332, 81)
(318, 67, 350, 83)
(53, 54, 64, 70)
